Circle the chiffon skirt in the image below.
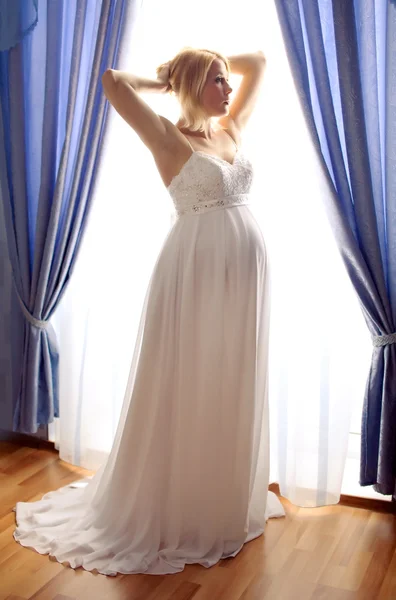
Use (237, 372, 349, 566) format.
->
(14, 204, 285, 576)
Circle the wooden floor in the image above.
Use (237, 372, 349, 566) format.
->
(0, 442, 395, 600)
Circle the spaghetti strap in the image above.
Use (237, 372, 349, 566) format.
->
(223, 129, 238, 150)
(182, 135, 195, 153)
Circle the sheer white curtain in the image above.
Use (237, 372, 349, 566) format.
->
(50, 0, 372, 506)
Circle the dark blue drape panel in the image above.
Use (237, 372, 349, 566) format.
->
(275, 0, 396, 495)
(0, 0, 38, 51)
(0, 0, 128, 433)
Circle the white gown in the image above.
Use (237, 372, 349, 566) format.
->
(14, 139, 285, 576)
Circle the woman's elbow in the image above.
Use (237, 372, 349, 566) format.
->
(102, 69, 116, 88)
(102, 69, 118, 99)
(255, 50, 267, 66)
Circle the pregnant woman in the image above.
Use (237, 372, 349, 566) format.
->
(14, 46, 285, 576)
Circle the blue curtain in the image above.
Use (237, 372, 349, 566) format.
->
(0, 0, 128, 433)
(274, 0, 396, 495)
(0, 0, 38, 51)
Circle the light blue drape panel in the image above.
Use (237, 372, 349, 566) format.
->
(0, 0, 128, 433)
(274, 0, 396, 495)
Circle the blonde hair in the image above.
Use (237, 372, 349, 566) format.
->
(156, 47, 230, 132)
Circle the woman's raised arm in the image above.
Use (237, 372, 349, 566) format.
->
(101, 69, 173, 154)
(220, 51, 266, 134)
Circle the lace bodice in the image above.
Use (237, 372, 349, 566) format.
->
(167, 150, 253, 216)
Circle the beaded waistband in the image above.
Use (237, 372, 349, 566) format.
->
(175, 193, 250, 217)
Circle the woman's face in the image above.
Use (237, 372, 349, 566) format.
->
(200, 58, 232, 118)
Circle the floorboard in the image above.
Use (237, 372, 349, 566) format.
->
(1, 442, 394, 600)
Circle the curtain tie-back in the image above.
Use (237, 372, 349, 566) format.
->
(372, 332, 396, 347)
(15, 291, 49, 330)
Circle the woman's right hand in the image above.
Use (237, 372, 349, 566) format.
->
(156, 62, 171, 92)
